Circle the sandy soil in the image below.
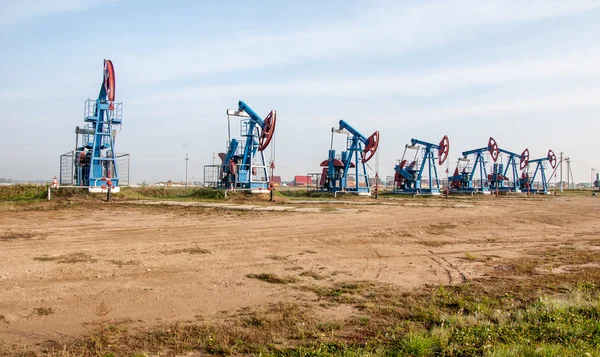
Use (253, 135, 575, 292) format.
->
(1, 196, 600, 347)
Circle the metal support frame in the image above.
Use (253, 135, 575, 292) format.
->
(204, 101, 276, 193)
(61, 60, 127, 193)
(313, 120, 379, 196)
(488, 147, 528, 193)
(519, 150, 556, 194)
(448, 138, 497, 194)
(393, 136, 449, 195)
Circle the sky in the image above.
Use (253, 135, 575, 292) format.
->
(1, 0, 599, 184)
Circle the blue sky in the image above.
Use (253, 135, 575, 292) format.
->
(1, 0, 599, 183)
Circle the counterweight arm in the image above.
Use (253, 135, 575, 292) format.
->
(338, 120, 379, 163)
(237, 100, 276, 152)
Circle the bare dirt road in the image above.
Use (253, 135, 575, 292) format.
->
(1, 195, 599, 348)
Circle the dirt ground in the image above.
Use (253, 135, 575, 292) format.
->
(1, 195, 600, 348)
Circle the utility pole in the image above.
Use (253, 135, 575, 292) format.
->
(185, 153, 189, 188)
(565, 157, 571, 190)
(568, 159, 574, 189)
(560, 152, 564, 192)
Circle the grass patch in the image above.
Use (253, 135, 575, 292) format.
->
(266, 254, 288, 261)
(425, 223, 457, 235)
(21, 267, 600, 356)
(246, 273, 297, 284)
(316, 321, 343, 332)
(464, 252, 477, 261)
(419, 240, 451, 247)
(33, 252, 97, 264)
(108, 259, 140, 267)
(0, 184, 48, 201)
(299, 271, 325, 280)
(312, 281, 364, 300)
(161, 247, 211, 255)
(119, 187, 225, 201)
(16, 247, 600, 356)
(33, 307, 54, 316)
(285, 266, 304, 271)
(0, 230, 34, 241)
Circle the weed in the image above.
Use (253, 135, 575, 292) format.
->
(299, 271, 325, 280)
(425, 223, 457, 235)
(316, 321, 342, 332)
(108, 259, 140, 267)
(33, 307, 54, 316)
(161, 247, 211, 255)
(0, 230, 34, 241)
(33, 252, 98, 264)
(285, 266, 304, 271)
(398, 332, 436, 356)
(464, 252, 477, 261)
(246, 273, 297, 284)
(266, 254, 288, 261)
(419, 240, 451, 247)
(358, 316, 370, 326)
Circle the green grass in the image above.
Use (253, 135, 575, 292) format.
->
(0, 184, 48, 201)
(0, 185, 227, 204)
(118, 187, 225, 201)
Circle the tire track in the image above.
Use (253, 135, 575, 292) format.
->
(428, 250, 467, 284)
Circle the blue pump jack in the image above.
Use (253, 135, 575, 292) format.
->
(74, 60, 123, 193)
(488, 145, 529, 193)
(519, 150, 557, 194)
(318, 120, 379, 195)
(393, 136, 450, 195)
(219, 101, 276, 192)
(448, 137, 499, 194)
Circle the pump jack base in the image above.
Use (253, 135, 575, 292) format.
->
(449, 189, 491, 195)
(392, 190, 441, 196)
(89, 187, 120, 193)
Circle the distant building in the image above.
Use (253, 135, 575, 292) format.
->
(271, 176, 282, 186)
(293, 175, 310, 187)
(368, 177, 384, 186)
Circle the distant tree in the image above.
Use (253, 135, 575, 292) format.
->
(6, 178, 12, 183)
(0, 178, 5, 183)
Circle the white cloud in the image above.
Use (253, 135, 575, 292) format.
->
(0, 0, 119, 29)
(398, 88, 600, 124)
(130, 50, 600, 105)
(120, 0, 600, 86)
